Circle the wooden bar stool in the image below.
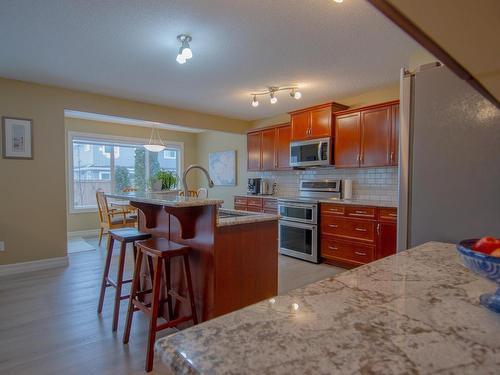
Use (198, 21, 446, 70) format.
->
(123, 237, 198, 372)
(97, 228, 151, 331)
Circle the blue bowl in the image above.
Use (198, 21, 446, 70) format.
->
(456, 239, 500, 313)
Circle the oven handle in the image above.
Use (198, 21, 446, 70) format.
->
(278, 202, 317, 210)
(279, 220, 317, 231)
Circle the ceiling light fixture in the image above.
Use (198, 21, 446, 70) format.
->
(176, 34, 193, 64)
(250, 86, 302, 107)
(144, 124, 166, 152)
(333, 0, 344, 3)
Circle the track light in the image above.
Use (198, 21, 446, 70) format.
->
(270, 91, 278, 104)
(290, 89, 302, 100)
(176, 34, 192, 64)
(250, 86, 301, 107)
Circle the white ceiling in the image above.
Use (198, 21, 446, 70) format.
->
(0, 0, 422, 121)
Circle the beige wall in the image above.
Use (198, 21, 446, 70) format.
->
(65, 117, 199, 232)
(195, 131, 249, 209)
(0, 77, 249, 265)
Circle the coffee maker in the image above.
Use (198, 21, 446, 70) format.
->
(247, 178, 262, 195)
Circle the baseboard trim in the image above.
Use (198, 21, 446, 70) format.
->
(68, 229, 100, 238)
(0, 256, 69, 277)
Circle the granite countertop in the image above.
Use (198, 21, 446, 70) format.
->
(156, 242, 500, 374)
(217, 208, 278, 227)
(318, 198, 398, 208)
(106, 192, 224, 208)
(236, 194, 397, 208)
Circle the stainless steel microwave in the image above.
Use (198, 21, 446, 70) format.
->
(289, 137, 331, 167)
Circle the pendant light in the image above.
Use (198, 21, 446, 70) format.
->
(144, 124, 166, 152)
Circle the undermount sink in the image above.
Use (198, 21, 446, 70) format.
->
(217, 210, 253, 219)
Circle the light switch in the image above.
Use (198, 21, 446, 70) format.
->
(0, 241, 4, 251)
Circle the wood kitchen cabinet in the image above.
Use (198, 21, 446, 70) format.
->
(360, 106, 391, 167)
(377, 207, 397, 259)
(275, 124, 291, 170)
(290, 102, 348, 141)
(334, 100, 399, 168)
(320, 203, 397, 268)
(247, 132, 262, 171)
(246, 123, 291, 171)
(261, 128, 276, 171)
(233, 196, 278, 214)
(334, 112, 361, 168)
(390, 104, 399, 166)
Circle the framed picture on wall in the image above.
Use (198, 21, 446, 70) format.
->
(208, 150, 236, 186)
(2, 117, 33, 159)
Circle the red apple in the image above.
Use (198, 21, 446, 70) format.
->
(473, 237, 500, 254)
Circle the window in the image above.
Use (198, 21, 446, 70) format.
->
(68, 132, 183, 212)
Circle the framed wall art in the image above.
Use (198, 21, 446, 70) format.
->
(2, 117, 33, 159)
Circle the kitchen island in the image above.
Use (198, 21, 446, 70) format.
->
(156, 242, 500, 374)
(107, 192, 279, 322)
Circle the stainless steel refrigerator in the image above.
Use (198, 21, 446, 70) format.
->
(398, 63, 500, 250)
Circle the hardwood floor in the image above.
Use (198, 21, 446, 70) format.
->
(0, 236, 344, 374)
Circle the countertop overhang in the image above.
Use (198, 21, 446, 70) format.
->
(106, 192, 224, 207)
(156, 242, 500, 374)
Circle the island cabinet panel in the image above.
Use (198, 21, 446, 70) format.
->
(246, 123, 291, 171)
(334, 100, 399, 168)
(360, 106, 392, 167)
(275, 125, 292, 170)
(261, 128, 277, 171)
(320, 203, 397, 268)
(247, 132, 262, 171)
(334, 112, 361, 168)
(390, 104, 399, 166)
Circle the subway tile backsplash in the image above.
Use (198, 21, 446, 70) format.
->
(249, 167, 398, 203)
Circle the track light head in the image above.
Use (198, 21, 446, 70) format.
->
(252, 95, 259, 107)
(176, 34, 192, 63)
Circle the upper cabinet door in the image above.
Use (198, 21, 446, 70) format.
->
(290, 111, 310, 141)
(390, 104, 399, 166)
(261, 128, 277, 171)
(360, 106, 391, 167)
(310, 106, 332, 138)
(247, 132, 262, 171)
(335, 113, 361, 168)
(276, 125, 291, 170)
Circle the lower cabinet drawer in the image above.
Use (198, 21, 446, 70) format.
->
(247, 206, 263, 213)
(263, 199, 278, 210)
(321, 216, 375, 243)
(263, 208, 277, 214)
(345, 206, 376, 219)
(234, 205, 247, 211)
(247, 197, 263, 208)
(379, 207, 397, 222)
(321, 238, 375, 264)
(234, 196, 248, 206)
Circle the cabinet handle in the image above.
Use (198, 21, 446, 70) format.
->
(377, 223, 380, 236)
(328, 224, 338, 228)
(390, 151, 394, 162)
(357, 154, 360, 162)
(389, 213, 397, 217)
(328, 246, 338, 250)
(355, 251, 366, 256)
(355, 228, 367, 232)
(360, 153, 364, 163)
(355, 210, 366, 214)
(329, 209, 340, 212)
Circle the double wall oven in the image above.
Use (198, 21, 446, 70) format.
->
(278, 179, 342, 263)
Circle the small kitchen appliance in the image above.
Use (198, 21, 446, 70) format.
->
(289, 137, 331, 168)
(247, 178, 262, 195)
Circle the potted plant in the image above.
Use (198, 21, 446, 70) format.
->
(151, 170, 179, 194)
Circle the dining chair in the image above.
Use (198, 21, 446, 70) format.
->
(96, 190, 137, 245)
